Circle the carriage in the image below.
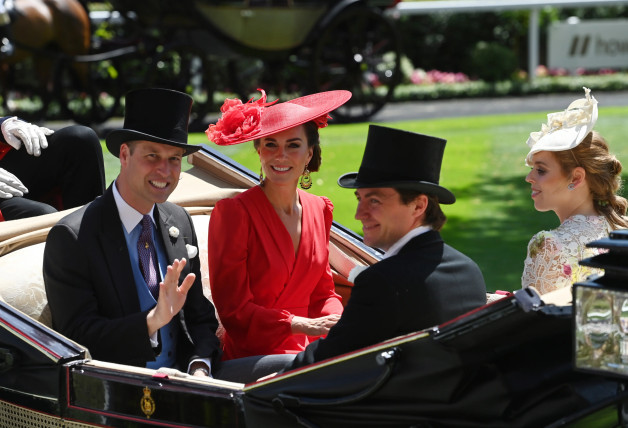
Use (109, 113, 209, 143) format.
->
(0, 0, 403, 125)
(1, 145, 628, 427)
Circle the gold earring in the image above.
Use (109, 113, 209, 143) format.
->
(259, 167, 265, 186)
(300, 165, 312, 190)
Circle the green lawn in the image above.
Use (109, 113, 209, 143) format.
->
(101, 105, 628, 292)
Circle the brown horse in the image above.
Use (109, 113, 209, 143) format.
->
(1, 0, 90, 113)
(11, 0, 89, 59)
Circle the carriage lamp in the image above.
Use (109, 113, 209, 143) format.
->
(573, 229, 628, 378)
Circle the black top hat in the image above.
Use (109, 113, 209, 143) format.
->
(106, 88, 200, 158)
(338, 125, 455, 204)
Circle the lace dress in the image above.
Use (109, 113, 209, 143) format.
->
(521, 215, 611, 295)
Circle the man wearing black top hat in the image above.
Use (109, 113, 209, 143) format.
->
(43, 88, 222, 376)
(286, 124, 487, 370)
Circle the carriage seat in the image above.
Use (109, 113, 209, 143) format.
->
(0, 214, 216, 330)
(0, 242, 51, 325)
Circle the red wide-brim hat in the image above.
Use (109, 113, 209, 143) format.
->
(206, 89, 352, 146)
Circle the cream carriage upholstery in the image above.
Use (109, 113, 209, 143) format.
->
(0, 242, 51, 325)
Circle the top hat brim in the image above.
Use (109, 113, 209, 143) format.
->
(106, 129, 201, 158)
(338, 172, 456, 205)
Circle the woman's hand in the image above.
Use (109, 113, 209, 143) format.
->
(291, 314, 341, 336)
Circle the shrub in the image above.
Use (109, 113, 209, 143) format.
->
(467, 41, 519, 82)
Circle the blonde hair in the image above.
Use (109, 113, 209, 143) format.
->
(553, 130, 628, 229)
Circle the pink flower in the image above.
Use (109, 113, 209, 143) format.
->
(410, 69, 427, 84)
(536, 65, 549, 77)
(563, 264, 572, 277)
(411, 69, 469, 85)
(205, 89, 276, 146)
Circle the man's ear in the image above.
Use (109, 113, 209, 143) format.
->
(120, 143, 131, 160)
(413, 194, 429, 219)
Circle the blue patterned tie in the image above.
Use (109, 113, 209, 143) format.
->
(138, 215, 159, 299)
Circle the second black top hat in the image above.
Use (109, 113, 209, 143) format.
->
(338, 125, 455, 204)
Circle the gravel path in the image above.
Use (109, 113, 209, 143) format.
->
(370, 90, 628, 122)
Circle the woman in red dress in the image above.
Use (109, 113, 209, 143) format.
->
(206, 89, 351, 360)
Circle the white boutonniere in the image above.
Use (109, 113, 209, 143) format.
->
(169, 226, 180, 239)
(186, 244, 198, 259)
(348, 265, 369, 283)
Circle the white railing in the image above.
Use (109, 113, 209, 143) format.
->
(388, 0, 628, 78)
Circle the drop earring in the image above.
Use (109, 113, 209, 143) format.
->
(300, 165, 312, 190)
(259, 167, 265, 186)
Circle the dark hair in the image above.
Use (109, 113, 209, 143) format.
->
(123, 140, 138, 154)
(253, 121, 322, 171)
(553, 130, 628, 229)
(396, 188, 447, 231)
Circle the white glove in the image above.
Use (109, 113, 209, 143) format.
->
(0, 168, 28, 198)
(1, 116, 54, 157)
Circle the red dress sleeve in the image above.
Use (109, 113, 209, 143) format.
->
(208, 197, 294, 359)
(306, 196, 343, 319)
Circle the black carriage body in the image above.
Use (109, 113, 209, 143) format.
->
(107, 0, 392, 52)
(66, 366, 244, 427)
(2, 292, 625, 427)
(242, 291, 625, 427)
(2, 0, 402, 124)
(0, 300, 245, 427)
(97, 0, 403, 123)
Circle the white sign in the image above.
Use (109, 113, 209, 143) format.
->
(548, 19, 628, 72)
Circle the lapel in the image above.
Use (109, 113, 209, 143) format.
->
(98, 187, 142, 313)
(155, 203, 188, 265)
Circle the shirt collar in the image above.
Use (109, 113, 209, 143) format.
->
(382, 225, 432, 259)
(112, 180, 156, 234)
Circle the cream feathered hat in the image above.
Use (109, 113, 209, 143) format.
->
(525, 87, 598, 166)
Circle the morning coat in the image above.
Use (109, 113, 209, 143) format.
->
(287, 229, 487, 370)
(43, 185, 221, 368)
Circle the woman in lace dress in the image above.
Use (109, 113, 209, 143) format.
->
(522, 88, 628, 294)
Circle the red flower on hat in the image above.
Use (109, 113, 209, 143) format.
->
(313, 114, 331, 129)
(206, 89, 276, 146)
